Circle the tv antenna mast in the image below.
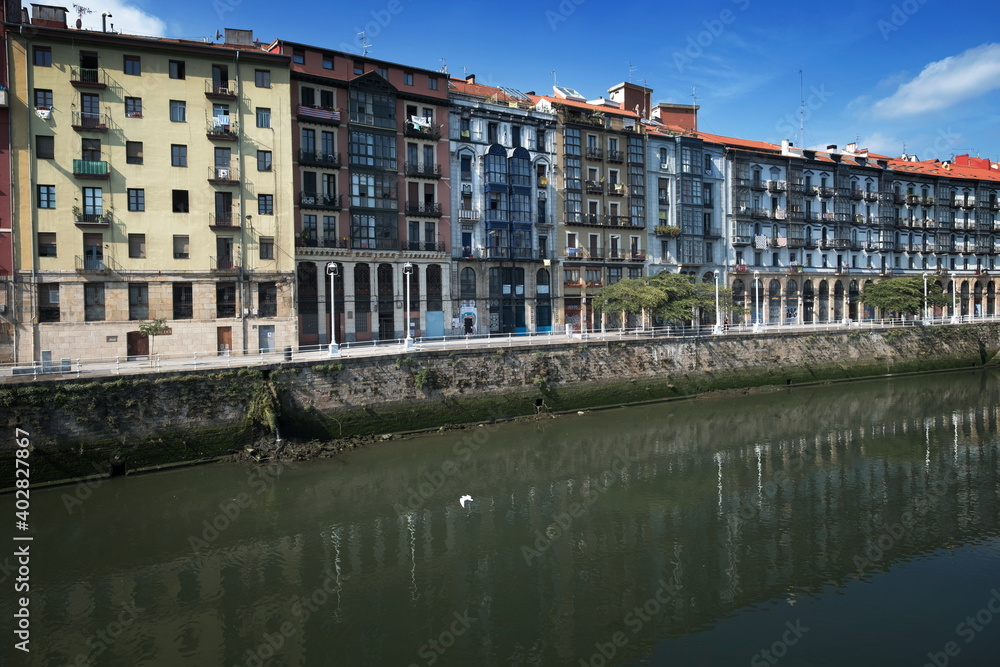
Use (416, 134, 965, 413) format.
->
(358, 31, 372, 56)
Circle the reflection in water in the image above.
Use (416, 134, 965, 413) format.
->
(11, 370, 1000, 666)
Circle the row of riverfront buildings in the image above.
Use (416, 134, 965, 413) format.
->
(2, 3, 999, 363)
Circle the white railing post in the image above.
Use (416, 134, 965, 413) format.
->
(76, 359, 81, 378)
(115, 356, 120, 376)
(193, 351, 198, 368)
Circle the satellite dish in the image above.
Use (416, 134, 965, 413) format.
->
(76, 18, 82, 28)
(215, 30, 223, 41)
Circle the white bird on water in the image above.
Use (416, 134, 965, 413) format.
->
(459, 495, 474, 508)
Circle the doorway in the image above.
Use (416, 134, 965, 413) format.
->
(258, 325, 274, 353)
(217, 326, 232, 356)
(126, 331, 148, 360)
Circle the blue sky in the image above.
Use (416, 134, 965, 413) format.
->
(76, 0, 1000, 161)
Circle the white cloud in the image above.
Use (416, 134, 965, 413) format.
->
(67, 0, 167, 37)
(871, 43, 1000, 118)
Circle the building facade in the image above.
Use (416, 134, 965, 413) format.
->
(267, 41, 452, 345)
(7, 7, 295, 363)
(535, 83, 648, 332)
(447, 75, 557, 335)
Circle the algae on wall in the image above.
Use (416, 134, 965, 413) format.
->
(2, 324, 998, 487)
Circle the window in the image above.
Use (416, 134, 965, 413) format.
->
(171, 144, 187, 167)
(169, 100, 186, 122)
(173, 283, 193, 319)
(323, 54, 334, 69)
(216, 283, 236, 318)
(258, 194, 273, 215)
(36, 136, 54, 159)
(404, 72, 414, 86)
(169, 60, 185, 79)
(37, 185, 55, 209)
(302, 215, 317, 245)
(127, 284, 148, 320)
(256, 107, 271, 128)
(320, 89, 334, 109)
(258, 282, 278, 317)
(172, 190, 189, 213)
(128, 233, 145, 258)
(123, 55, 141, 75)
(353, 61, 364, 75)
(257, 150, 272, 171)
(428, 76, 438, 90)
(114, 146, 142, 173)
(377, 66, 388, 78)
(33, 46, 52, 66)
(34, 89, 53, 108)
(38, 233, 56, 257)
(39, 284, 59, 322)
(292, 49, 305, 64)
(259, 236, 274, 260)
(300, 86, 316, 106)
(127, 188, 145, 212)
(255, 69, 270, 88)
(125, 97, 142, 118)
(173, 235, 190, 259)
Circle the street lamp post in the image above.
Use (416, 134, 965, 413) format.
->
(713, 269, 722, 334)
(753, 270, 762, 333)
(326, 262, 340, 357)
(922, 272, 929, 323)
(951, 272, 959, 324)
(404, 262, 415, 349)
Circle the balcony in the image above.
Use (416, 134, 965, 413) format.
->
(607, 149, 624, 163)
(73, 159, 109, 179)
(962, 199, 976, 210)
(205, 82, 237, 100)
(733, 264, 749, 274)
(607, 215, 640, 228)
(732, 235, 751, 246)
(209, 213, 240, 230)
(863, 191, 880, 202)
(787, 265, 803, 275)
(404, 162, 442, 178)
(212, 256, 240, 272)
(608, 183, 626, 197)
(299, 193, 343, 210)
(767, 180, 787, 193)
(403, 121, 441, 140)
(297, 105, 342, 126)
(458, 209, 479, 221)
(850, 189, 864, 201)
(299, 150, 341, 168)
(405, 201, 442, 217)
(402, 241, 446, 252)
(71, 111, 109, 132)
(585, 181, 604, 195)
(70, 67, 107, 89)
(208, 165, 239, 185)
(586, 147, 604, 160)
(818, 187, 835, 198)
(74, 211, 112, 227)
(75, 255, 107, 272)
(206, 121, 239, 141)
(750, 180, 767, 191)
(905, 194, 920, 205)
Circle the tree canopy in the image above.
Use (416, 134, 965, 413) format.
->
(859, 276, 947, 316)
(592, 272, 730, 324)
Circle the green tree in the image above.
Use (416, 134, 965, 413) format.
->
(860, 276, 947, 317)
(593, 272, 732, 326)
(138, 318, 169, 365)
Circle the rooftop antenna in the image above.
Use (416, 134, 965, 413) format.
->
(72, 4, 92, 29)
(439, 58, 448, 74)
(550, 70, 557, 87)
(628, 60, 636, 84)
(461, 65, 469, 78)
(798, 69, 804, 148)
(691, 86, 698, 131)
(358, 31, 371, 56)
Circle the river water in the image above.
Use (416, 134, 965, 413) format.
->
(7, 370, 1000, 666)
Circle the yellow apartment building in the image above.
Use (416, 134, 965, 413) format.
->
(7, 6, 294, 363)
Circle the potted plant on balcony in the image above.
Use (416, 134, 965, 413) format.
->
(654, 224, 681, 237)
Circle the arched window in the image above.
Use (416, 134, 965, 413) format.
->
(460, 267, 477, 300)
(485, 144, 507, 184)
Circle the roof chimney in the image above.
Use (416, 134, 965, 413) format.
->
(654, 103, 699, 132)
(465, 74, 476, 85)
(826, 144, 838, 153)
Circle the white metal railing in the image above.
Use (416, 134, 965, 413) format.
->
(3, 315, 998, 382)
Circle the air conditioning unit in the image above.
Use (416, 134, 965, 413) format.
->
(217, 168, 230, 179)
(460, 183, 472, 194)
(252, 308, 259, 316)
